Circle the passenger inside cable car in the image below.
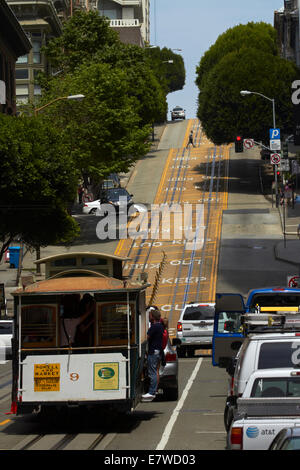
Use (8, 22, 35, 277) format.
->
(60, 293, 95, 348)
(21, 293, 136, 352)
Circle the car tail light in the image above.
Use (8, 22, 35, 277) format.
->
(230, 427, 243, 450)
(165, 352, 177, 362)
(177, 322, 182, 332)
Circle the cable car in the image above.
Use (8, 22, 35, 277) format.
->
(10, 252, 150, 415)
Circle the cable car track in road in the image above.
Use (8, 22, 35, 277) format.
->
(168, 144, 223, 327)
(125, 120, 201, 279)
(12, 430, 111, 450)
(115, 119, 229, 337)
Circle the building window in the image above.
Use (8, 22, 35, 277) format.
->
(16, 69, 29, 80)
(98, 0, 120, 19)
(32, 41, 42, 64)
(17, 55, 28, 64)
(16, 84, 29, 104)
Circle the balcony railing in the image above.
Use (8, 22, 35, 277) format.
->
(110, 19, 140, 27)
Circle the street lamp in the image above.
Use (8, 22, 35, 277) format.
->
(240, 90, 276, 129)
(240, 89, 279, 206)
(34, 94, 85, 116)
(162, 60, 174, 64)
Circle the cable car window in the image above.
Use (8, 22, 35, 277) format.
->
(97, 303, 135, 345)
(51, 258, 77, 267)
(21, 305, 57, 347)
(81, 257, 107, 266)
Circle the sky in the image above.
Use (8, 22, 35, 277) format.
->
(150, 0, 284, 120)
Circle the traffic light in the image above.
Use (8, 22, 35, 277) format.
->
(235, 135, 243, 153)
(282, 141, 288, 159)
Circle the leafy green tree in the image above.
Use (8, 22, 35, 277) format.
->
(197, 47, 299, 145)
(38, 62, 152, 189)
(196, 22, 278, 90)
(0, 114, 79, 261)
(94, 43, 168, 124)
(146, 46, 186, 94)
(41, 10, 119, 73)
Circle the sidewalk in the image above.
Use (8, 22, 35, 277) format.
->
(275, 197, 300, 266)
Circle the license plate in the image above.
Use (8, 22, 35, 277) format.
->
(34, 363, 60, 392)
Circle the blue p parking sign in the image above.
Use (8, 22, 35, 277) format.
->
(270, 128, 280, 140)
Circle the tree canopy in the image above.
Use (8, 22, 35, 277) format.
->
(0, 113, 79, 260)
(38, 11, 172, 187)
(196, 22, 300, 145)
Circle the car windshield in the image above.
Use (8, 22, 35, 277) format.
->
(105, 189, 129, 201)
(258, 342, 300, 369)
(282, 437, 300, 450)
(182, 305, 215, 320)
(174, 107, 183, 111)
(0, 322, 12, 334)
(251, 377, 300, 398)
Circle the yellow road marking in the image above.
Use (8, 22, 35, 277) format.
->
(0, 419, 11, 426)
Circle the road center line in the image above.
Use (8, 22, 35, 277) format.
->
(156, 357, 203, 450)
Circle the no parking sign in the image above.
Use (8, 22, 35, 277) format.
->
(243, 139, 254, 149)
(288, 276, 300, 288)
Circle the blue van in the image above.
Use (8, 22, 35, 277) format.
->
(212, 287, 300, 368)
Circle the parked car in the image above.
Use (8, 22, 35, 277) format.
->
(227, 369, 300, 450)
(143, 337, 180, 401)
(171, 106, 186, 121)
(269, 426, 300, 450)
(0, 319, 13, 360)
(176, 302, 215, 357)
(224, 331, 300, 431)
(100, 173, 121, 190)
(158, 338, 180, 400)
(83, 188, 134, 215)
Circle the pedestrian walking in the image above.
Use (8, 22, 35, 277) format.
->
(142, 308, 164, 402)
(187, 131, 195, 148)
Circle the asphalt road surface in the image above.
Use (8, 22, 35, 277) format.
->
(0, 118, 292, 453)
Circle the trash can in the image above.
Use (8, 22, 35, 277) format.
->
(9, 246, 20, 269)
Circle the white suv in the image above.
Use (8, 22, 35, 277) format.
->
(176, 302, 215, 357)
(171, 106, 186, 121)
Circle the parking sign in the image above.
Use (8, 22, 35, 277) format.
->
(269, 128, 280, 140)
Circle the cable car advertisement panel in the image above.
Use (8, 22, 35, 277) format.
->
(22, 353, 127, 402)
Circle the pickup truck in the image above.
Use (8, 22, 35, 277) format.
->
(227, 368, 300, 450)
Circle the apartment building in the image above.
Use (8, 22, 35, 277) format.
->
(5, 0, 150, 104)
(0, 0, 31, 114)
(6, 0, 70, 104)
(274, 0, 300, 66)
(96, 0, 150, 47)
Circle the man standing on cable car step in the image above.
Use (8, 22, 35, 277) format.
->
(142, 308, 164, 402)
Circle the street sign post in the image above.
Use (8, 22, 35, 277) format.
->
(288, 276, 300, 288)
(270, 129, 281, 208)
(270, 153, 281, 165)
(243, 138, 254, 149)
